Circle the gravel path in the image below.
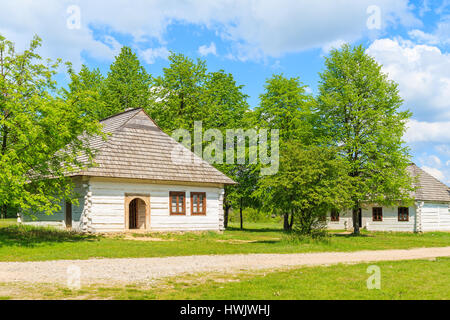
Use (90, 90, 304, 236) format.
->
(1, 247, 449, 285)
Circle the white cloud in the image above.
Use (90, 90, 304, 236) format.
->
(421, 166, 445, 181)
(408, 29, 440, 45)
(405, 120, 450, 143)
(436, 145, 450, 156)
(0, 0, 420, 66)
(198, 42, 217, 56)
(367, 38, 450, 121)
(140, 47, 170, 64)
(408, 16, 450, 46)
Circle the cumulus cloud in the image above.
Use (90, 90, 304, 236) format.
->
(405, 120, 450, 143)
(408, 16, 450, 46)
(0, 0, 420, 66)
(198, 42, 217, 56)
(422, 166, 445, 181)
(140, 47, 170, 64)
(367, 38, 450, 121)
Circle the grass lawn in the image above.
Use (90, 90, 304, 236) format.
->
(1, 258, 449, 299)
(0, 219, 449, 262)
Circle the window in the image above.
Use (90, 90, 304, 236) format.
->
(398, 207, 409, 222)
(170, 192, 186, 215)
(372, 207, 383, 221)
(330, 209, 339, 222)
(191, 192, 206, 215)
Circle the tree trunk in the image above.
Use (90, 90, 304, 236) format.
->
(239, 197, 243, 230)
(289, 211, 294, 229)
(1, 205, 6, 219)
(224, 205, 230, 229)
(352, 207, 360, 235)
(283, 212, 289, 231)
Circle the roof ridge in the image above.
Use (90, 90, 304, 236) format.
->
(99, 107, 142, 123)
(93, 108, 145, 160)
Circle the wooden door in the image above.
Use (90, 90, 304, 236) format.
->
(65, 201, 72, 229)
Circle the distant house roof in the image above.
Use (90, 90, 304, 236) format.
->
(408, 164, 450, 202)
(73, 108, 235, 185)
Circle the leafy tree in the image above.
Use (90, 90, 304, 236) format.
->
(151, 53, 207, 132)
(0, 34, 101, 218)
(316, 44, 413, 234)
(256, 142, 352, 236)
(253, 74, 313, 230)
(66, 64, 106, 120)
(101, 46, 152, 118)
(203, 70, 249, 129)
(254, 74, 313, 144)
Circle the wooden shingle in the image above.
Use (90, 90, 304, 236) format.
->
(408, 164, 450, 202)
(72, 108, 236, 185)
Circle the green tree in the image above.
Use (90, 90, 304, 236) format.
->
(316, 44, 413, 234)
(256, 142, 352, 236)
(253, 74, 313, 230)
(66, 64, 106, 120)
(101, 46, 152, 118)
(151, 53, 208, 132)
(255, 74, 313, 144)
(0, 34, 101, 218)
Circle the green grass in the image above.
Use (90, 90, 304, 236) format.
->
(0, 220, 449, 262)
(1, 258, 449, 299)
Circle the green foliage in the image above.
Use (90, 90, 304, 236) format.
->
(256, 141, 352, 236)
(316, 44, 414, 232)
(0, 34, 102, 216)
(151, 53, 208, 132)
(252, 74, 317, 231)
(65, 64, 106, 120)
(254, 74, 314, 144)
(151, 53, 249, 133)
(101, 46, 152, 118)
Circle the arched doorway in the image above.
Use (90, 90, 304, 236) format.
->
(129, 198, 146, 230)
(125, 194, 150, 231)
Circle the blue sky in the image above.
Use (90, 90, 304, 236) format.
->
(1, 0, 449, 183)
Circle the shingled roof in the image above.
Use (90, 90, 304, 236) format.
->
(72, 108, 235, 185)
(408, 163, 450, 202)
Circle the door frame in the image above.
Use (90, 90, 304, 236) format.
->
(124, 193, 151, 230)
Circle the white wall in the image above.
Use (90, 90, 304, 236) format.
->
(327, 205, 417, 232)
(89, 177, 224, 232)
(421, 202, 450, 231)
(22, 178, 87, 231)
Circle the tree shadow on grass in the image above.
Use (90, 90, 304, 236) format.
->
(0, 225, 98, 248)
(226, 226, 283, 233)
(331, 233, 372, 238)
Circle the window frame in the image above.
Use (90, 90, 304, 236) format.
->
(330, 209, 340, 222)
(372, 207, 383, 222)
(169, 191, 186, 215)
(398, 207, 409, 222)
(191, 192, 207, 216)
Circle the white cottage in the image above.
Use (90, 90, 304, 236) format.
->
(327, 164, 450, 232)
(22, 108, 235, 232)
